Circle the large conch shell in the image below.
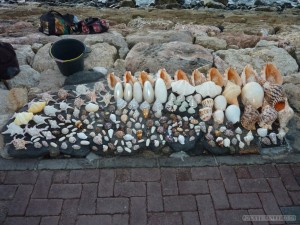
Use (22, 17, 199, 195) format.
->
(241, 82, 264, 109)
(222, 81, 241, 105)
(123, 71, 136, 85)
(278, 98, 294, 131)
(174, 69, 190, 83)
(259, 100, 278, 130)
(195, 81, 222, 98)
(171, 80, 195, 96)
(191, 69, 206, 86)
(263, 82, 286, 111)
(261, 63, 283, 85)
(224, 67, 242, 87)
(28, 101, 46, 114)
(107, 72, 121, 90)
(207, 68, 224, 87)
(241, 105, 260, 130)
(13, 112, 34, 125)
(138, 71, 155, 87)
(241, 64, 258, 86)
(156, 68, 172, 89)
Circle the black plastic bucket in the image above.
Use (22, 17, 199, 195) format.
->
(50, 38, 86, 76)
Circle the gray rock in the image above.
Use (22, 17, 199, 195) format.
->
(125, 41, 213, 74)
(203, 0, 226, 8)
(0, 90, 10, 115)
(13, 44, 35, 66)
(174, 24, 220, 36)
(38, 69, 66, 92)
(64, 71, 104, 86)
(283, 73, 300, 112)
(135, 0, 155, 6)
(126, 30, 193, 48)
(32, 43, 59, 73)
(93, 67, 108, 75)
(170, 151, 190, 159)
(195, 36, 227, 51)
(127, 17, 174, 30)
(222, 22, 275, 36)
(7, 65, 41, 89)
(277, 31, 300, 64)
(113, 59, 126, 75)
(31, 43, 43, 54)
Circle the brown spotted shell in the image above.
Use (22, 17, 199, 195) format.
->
(263, 82, 286, 111)
(199, 107, 212, 121)
(258, 101, 278, 130)
(241, 105, 260, 130)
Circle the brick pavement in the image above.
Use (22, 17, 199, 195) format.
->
(0, 164, 299, 225)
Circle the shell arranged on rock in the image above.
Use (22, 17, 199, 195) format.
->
(241, 105, 260, 130)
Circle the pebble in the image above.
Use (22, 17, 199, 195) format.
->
(135, 123, 141, 129)
(80, 141, 90, 145)
(72, 145, 80, 150)
(121, 114, 128, 123)
(115, 130, 125, 138)
(59, 137, 66, 142)
(127, 121, 132, 128)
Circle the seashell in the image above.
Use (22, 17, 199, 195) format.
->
(110, 114, 117, 123)
(261, 137, 271, 146)
(199, 107, 212, 121)
(155, 110, 162, 118)
(174, 95, 185, 106)
(140, 101, 150, 110)
(61, 142, 68, 149)
(143, 80, 155, 104)
(244, 130, 254, 146)
(93, 134, 102, 145)
(14, 112, 33, 125)
(75, 120, 83, 129)
(277, 128, 286, 144)
(2, 123, 23, 136)
(207, 68, 225, 87)
(124, 83, 133, 102)
(269, 132, 277, 145)
(261, 63, 283, 85)
(231, 137, 238, 145)
(77, 132, 88, 140)
(73, 107, 80, 118)
(74, 84, 89, 96)
(224, 138, 230, 147)
(108, 129, 114, 139)
(241, 82, 264, 109)
(278, 98, 294, 130)
(168, 93, 176, 102)
(61, 128, 69, 135)
(178, 134, 185, 144)
(72, 145, 81, 150)
(28, 101, 46, 114)
(225, 105, 240, 124)
(94, 81, 106, 93)
(259, 101, 278, 130)
(124, 134, 134, 141)
(37, 92, 56, 104)
(142, 108, 150, 119)
(188, 107, 196, 114)
(222, 81, 241, 105)
(156, 68, 172, 89)
(128, 99, 139, 110)
(179, 105, 187, 112)
(241, 105, 260, 130)
(57, 114, 65, 122)
(214, 95, 227, 111)
(241, 64, 258, 85)
(202, 98, 214, 108)
(85, 102, 99, 113)
(152, 99, 163, 112)
(155, 78, 168, 103)
(213, 109, 224, 125)
(117, 98, 127, 110)
(239, 141, 245, 149)
(8, 136, 32, 150)
(191, 69, 206, 86)
(263, 82, 286, 111)
(195, 81, 222, 98)
(42, 141, 49, 147)
(80, 141, 89, 145)
(138, 71, 155, 87)
(114, 82, 124, 100)
(107, 72, 121, 90)
(44, 105, 60, 117)
(123, 71, 136, 85)
(171, 80, 195, 96)
(216, 137, 224, 146)
(257, 128, 268, 137)
(42, 131, 55, 140)
(224, 67, 242, 86)
(102, 93, 112, 107)
(57, 88, 70, 100)
(49, 120, 60, 129)
(133, 81, 143, 103)
(34, 142, 42, 148)
(59, 101, 72, 112)
(121, 114, 128, 123)
(174, 69, 190, 82)
(33, 115, 50, 125)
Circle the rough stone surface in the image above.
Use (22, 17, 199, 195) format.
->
(13, 44, 35, 66)
(195, 36, 227, 51)
(64, 71, 104, 86)
(174, 24, 220, 36)
(219, 33, 261, 48)
(125, 41, 213, 74)
(6, 88, 28, 112)
(127, 17, 174, 30)
(7, 65, 41, 89)
(37, 69, 66, 92)
(32, 43, 59, 73)
(0, 89, 10, 115)
(283, 73, 300, 112)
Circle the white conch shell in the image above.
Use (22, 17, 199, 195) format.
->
(225, 105, 240, 124)
(213, 109, 224, 125)
(269, 132, 277, 145)
(278, 98, 294, 130)
(85, 102, 99, 113)
(241, 82, 264, 109)
(155, 78, 168, 103)
(257, 128, 268, 137)
(2, 122, 24, 136)
(117, 98, 127, 110)
(33, 115, 50, 125)
(244, 131, 254, 146)
(123, 71, 136, 85)
(13, 112, 33, 125)
(44, 105, 60, 117)
(171, 80, 195, 96)
(222, 81, 241, 105)
(114, 82, 123, 100)
(124, 83, 133, 102)
(195, 81, 222, 98)
(143, 80, 155, 104)
(214, 95, 227, 111)
(178, 134, 185, 145)
(133, 82, 143, 103)
(128, 98, 139, 110)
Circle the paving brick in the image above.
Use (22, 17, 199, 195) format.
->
(78, 183, 97, 214)
(49, 184, 82, 199)
(191, 167, 221, 180)
(248, 209, 269, 225)
(148, 212, 182, 225)
(208, 180, 230, 209)
(130, 197, 147, 225)
(0, 171, 6, 184)
(31, 171, 53, 199)
(291, 165, 300, 176)
(147, 182, 163, 212)
(216, 210, 251, 225)
(115, 169, 130, 182)
(98, 169, 115, 197)
(40, 216, 60, 225)
(97, 197, 129, 214)
(161, 168, 178, 196)
(59, 199, 79, 225)
(228, 193, 261, 209)
(3, 217, 40, 225)
(114, 182, 146, 197)
(0, 185, 17, 199)
(178, 180, 209, 195)
(248, 165, 279, 178)
(289, 191, 300, 205)
(53, 171, 69, 184)
(182, 212, 200, 225)
(239, 178, 271, 192)
(164, 195, 197, 212)
(268, 178, 292, 206)
(220, 166, 241, 193)
(176, 168, 192, 181)
(76, 215, 112, 225)
(235, 166, 251, 179)
(277, 165, 300, 191)
(69, 169, 100, 183)
(26, 199, 63, 216)
(8, 185, 33, 216)
(4, 171, 38, 184)
(196, 195, 217, 225)
(259, 193, 282, 225)
(112, 214, 129, 225)
(131, 168, 160, 181)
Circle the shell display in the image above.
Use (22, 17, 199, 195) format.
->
(261, 63, 283, 85)
(171, 80, 195, 96)
(222, 81, 241, 105)
(191, 69, 206, 86)
(259, 101, 278, 130)
(14, 112, 34, 126)
(138, 71, 155, 87)
(278, 98, 294, 130)
(107, 72, 121, 89)
(195, 81, 222, 98)
(207, 68, 224, 87)
(241, 105, 260, 130)
(263, 82, 286, 111)
(241, 82, 264, 109)
(156, 68, 172, 89)
(241, 64, 258, 85)
(175, 69, 190, 83)
(124, 71, 136, 85)
(28, 101, 46, 114)
(224, 67, 242, 87)
(225, 105, 240, 124)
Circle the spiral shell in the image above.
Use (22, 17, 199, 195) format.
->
(222, 81, 241, 105)
(224, 67, 242, 86)
(263, 82, 286, 111)
(28, 102, 46, 114)
(259, 102, 278, 130)
(241, 105, 260, 130)
(199, 107, 212, 121)
(14, 112, 34, 125)
(191, 69, 206, 86)
(202, 98, 214, 108)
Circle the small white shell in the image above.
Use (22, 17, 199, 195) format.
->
(224, 138, 230, 147)
(124, 134, 134, 141)
(225, 105, 240, 124)
(213, 110, 224, 125)
(110, 114, 117, 123)
(269, 132, 277, 145)
(178, 135, 185, 145)
(44, 105, 60, 117)
(214, 95, 227, 111)
(235, 127, 242, 135)
(62, 128, 69, 135)
(85, 103, 99, 113)
(80, 141, 90, 145)
(77, 132, 88, 140)
(108, 129, 114, 139)
(244, 131, 254, 146)
(257, 128, 268, 138)
(61, 142, 68, 149)
(69, 136, 76, 143)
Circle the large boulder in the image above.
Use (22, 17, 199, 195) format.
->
(126, 30, 193, 48)
(7, 65, 41, 89)
(277, 31, 300, 64)
(195, 36, 227, 51)
(174, 24, 221, 36)
(37, 69, 66, 92)
(32, 43, 59, 73)
(283, 73, 300, 112)
(125, 41, 213, 74)
(219, 33, 261, 48)
(13, 44, 35, 66)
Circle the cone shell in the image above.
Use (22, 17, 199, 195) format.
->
(28, 102, 46, 114)
(107, 72, 121, 90)
(174, 69, 190, 83)
(202, 98, 214, 108)
(191, 69, 206, 86)
(224, 67, 242, 87)
(14, 112, 34, 125)
(258, 100, 278, 130)
(264, 83, 286, 111)
(222, 81, 241, 105)
(278, 98, 294, 130)
(157, 68, 172, 89)
(207, 68, 225, 87)
(138, 71, 155, 87)
(262, 63, 283, 85)
(123, 71, 136, 85)
(241, 64, 258, 86)
(241, 105, 260, 130)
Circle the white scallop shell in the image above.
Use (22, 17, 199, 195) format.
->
(225, 105, 240, 124)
